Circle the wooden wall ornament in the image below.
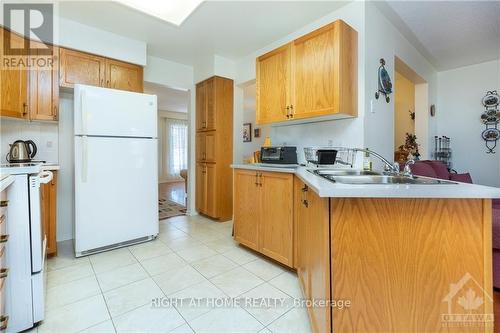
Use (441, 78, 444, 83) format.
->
(480, 90, 500, 153)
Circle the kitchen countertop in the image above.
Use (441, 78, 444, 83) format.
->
(232, 164, 500, 199)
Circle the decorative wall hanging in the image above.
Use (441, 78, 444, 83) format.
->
(243, 123, 252, 142)
(480, 90, 500, 153)
(374, 58, 392, 103)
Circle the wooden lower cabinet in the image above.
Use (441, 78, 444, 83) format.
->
(196, 163, 218, 218)
(233, 169, 294, 267)
(41, 171, 58, 256)
(295, 178, 331, 333)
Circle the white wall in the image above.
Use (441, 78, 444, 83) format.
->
(0, 118, 58, 163)
(58, 18, 147, 65)
(145, 56, 194, 90)
(437, 59, 500, 186)
(364, 2, 438, 167)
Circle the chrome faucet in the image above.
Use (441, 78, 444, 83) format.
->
(354, 148, 401, 175)
(403, 159, 415, 177)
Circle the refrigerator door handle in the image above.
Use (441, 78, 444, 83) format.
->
(82, 136, 88, 183)
(81, 90, 87, 134)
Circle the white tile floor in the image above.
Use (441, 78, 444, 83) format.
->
(34, 215, 312, 333)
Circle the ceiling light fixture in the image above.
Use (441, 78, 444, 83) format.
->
(114, 0, 203, 26)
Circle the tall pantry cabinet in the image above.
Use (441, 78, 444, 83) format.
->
(195, 76, 233, 221)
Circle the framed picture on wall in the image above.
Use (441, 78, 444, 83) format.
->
(243, 123, 252, 142)
(254, 128, 261, 138)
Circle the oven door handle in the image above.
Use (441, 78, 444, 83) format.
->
(39, 171, 53, 184)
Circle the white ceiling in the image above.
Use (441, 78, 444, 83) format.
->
(143, 82, 189, 113)
(386, 1, 500, 71)
(58, 1, 349, 66)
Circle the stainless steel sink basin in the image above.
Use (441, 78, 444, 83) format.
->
(311, 169, 381, 177)
(310, 169, 457, 185)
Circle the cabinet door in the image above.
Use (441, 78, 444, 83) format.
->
(196, 81, 207, 131)
(204, 131, 216, 163)
(0, 30, 29, 119)
(307, 187, 331, 333)
(105, 59, 143, 93)
(59, 48, 106, 88)
(196, 133, 206, 162)
(233, 170, 260, 251)
(259, 171, 294, 266)
(41, 171, 58, 256)
(29, 42, 59, 121)
(292, 23, 337, 119)
(196, 163, 206, 213)
(256, 44, 291, 124)
(295, 179, 309, 295)
(205, 77, 216, 130)
(205, 163, 217, 218)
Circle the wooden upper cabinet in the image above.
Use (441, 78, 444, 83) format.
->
(256, 19, 357, 124)
(29, 41, 59, 121)
(59, 47, 143, 92)
(59, 48, 106, 88)
(196, 81, 207, 131)
(105, 59, 143, 93)
(205, 78, 216, 130)
(293, 20, 357, 119)
(256, 44, 291, 124)
(0, 30, 29, 119)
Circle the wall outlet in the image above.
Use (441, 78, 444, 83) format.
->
(46, 141, 53, 148)
(327, 140, 333, 147)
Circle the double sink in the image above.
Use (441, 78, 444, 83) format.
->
(310, 169, 457, 185)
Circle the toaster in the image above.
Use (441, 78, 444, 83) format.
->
(260, 146, 298, 164)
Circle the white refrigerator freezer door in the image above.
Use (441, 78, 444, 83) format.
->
(74, 84, 157, 138)
(74, 136, 159, 254)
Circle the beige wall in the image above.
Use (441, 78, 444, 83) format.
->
(394, 71, 415, 149)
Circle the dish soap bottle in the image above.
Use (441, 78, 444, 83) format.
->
(363, 149, 373, 171)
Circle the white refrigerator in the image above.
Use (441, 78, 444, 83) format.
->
(74, 84, 159, 257)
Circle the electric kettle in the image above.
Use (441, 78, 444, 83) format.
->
(6, 140, 37, 163)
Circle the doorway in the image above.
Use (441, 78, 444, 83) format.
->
(144, 82, 189, 220)
(394, 57, 428, 163)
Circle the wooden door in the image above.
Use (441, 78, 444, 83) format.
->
(41, 171, 58, 256)
(204, 131, 216, 163)
(29, 42, 59, 121)
(0, 30, 29, 119)
(295, 179, 310, 295)
(259, 171, 294, 266)
(306, 187, 331, 333)
(292, 23, 337, 119)
(256, 43, 291, 124)
(205, 78, 216, 130)
(233, 169, 260, 251)
(205, 163, 217, 217)
(196, 81, 207, 131)
(195, 163, 206, 213)
(196, 132, 206, 162)
(105, 59, 143, 92)
(59, 48, 106, 88)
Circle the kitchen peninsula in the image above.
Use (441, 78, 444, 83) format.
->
(232, 164, 500, 333)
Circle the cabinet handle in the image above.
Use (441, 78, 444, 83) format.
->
(301, 185, 309, 208)
(107, 79, 110, 87)
(255, 172, 259, 186)
(0, 235, 8, 243)
(259, 173, 263, 187)
(290, 105, 294, 119)
(0, 268, 8, 279)
(0, 201, 7, 207)
(0, 315, 8, 331)
(286, 106, 290, 119)
(0, 215, 4, 224)
(22, 102, 28, 116)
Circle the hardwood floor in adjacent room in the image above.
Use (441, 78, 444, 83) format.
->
(159, 181, 186, 206)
